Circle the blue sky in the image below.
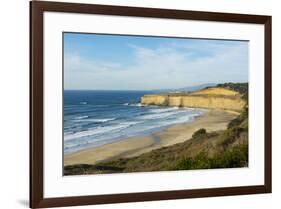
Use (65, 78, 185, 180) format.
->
(64, 33, 248, 90)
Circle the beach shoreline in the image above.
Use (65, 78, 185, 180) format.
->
(64, 109, 237, 166)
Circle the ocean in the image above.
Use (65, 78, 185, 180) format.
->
(64, 90, 206, 154)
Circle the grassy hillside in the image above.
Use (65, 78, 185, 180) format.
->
(64, 83, 248, 175)
(215, 82, 248, 101)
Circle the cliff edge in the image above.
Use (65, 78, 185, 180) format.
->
(141, 87, 246, 112)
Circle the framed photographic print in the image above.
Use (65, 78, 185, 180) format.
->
(30, 1, 272, 208)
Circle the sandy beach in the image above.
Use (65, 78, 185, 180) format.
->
(64, 109, 237, 166)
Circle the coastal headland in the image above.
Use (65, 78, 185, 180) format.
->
(141, 87, 246, 112)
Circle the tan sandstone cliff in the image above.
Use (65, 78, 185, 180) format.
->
(141, 87, 246, 112)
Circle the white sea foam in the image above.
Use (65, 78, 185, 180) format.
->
(64, 105, 206, 154)
(73, 117, 116, 123)
(64, 122, 138, 141)
(83, 118, 116, 123)
(74, 115, 89, 119)
(129, 103, 146, 107)
(170, 113, 199, 124)
(79, 101, 88, 105)
(138, 111, 177, 120)
(145, 113, 199, 129)
(149, 107, 179, 113)
(85, 118, 116, 123)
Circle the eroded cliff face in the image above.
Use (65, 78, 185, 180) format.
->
(141, 87, 246, 111)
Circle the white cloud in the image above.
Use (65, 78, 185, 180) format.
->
(64, 41, 248, 90)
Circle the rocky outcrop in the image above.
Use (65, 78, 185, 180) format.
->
(141, 87, 246, 111)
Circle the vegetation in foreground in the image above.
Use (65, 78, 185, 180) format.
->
(64, 83, 248, 175)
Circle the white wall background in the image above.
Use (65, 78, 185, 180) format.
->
(0, 0, 279, 208)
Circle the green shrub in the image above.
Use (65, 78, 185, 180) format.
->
(211, 143, 248, 168)
(192, 152, 211, 169)
(227, 117, 242, 129)
(174, 152, 211, 170)
(174, 144, 248, 171)
(219, 127, 244, 149)
(228, 106, 248, 129)
(192, 128, 207, 138)
(175, 157, 194, 170)
(241, 106, 248, 120)
(240, 119, 248, 130)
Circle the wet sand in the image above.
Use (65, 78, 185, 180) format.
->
(64, 109, 236, 166)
